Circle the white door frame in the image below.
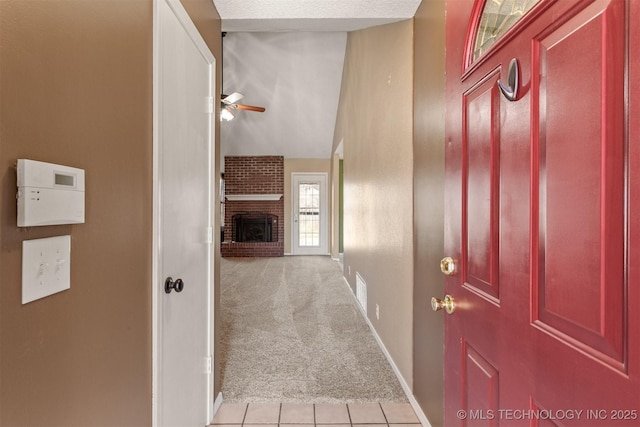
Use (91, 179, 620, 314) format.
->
(291, 172, 329, 255)
(152, 0, 215, 424)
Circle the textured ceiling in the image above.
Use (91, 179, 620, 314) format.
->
(212, 0, 422, 31)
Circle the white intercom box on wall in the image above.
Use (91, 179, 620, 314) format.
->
(17, 159, 85, 227)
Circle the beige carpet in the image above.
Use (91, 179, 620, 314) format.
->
(220, 256, 408, 403)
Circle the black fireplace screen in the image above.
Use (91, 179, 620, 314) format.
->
(232, 212, 278, 242)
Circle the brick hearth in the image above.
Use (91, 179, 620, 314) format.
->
(222, 156, 284, 257)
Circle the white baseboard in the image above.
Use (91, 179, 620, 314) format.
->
(286, 253, 332, 256)
(342, 277, 433, 427)
(212, 392, 224, 419)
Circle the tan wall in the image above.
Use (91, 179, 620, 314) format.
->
(333, 20, 414, 387)
(283, 158, 332, 254)
(413, 1, 446, 425)
(0, 1, 221, 425)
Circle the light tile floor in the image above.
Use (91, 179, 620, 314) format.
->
(210, 402, 421, 427)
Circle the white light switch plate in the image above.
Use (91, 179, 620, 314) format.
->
(22, 235, 71, 304)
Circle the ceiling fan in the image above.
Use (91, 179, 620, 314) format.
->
(220, 92, 266, 121)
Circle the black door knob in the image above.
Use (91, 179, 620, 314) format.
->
(165, 277, 184, 294)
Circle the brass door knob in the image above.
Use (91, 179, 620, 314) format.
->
(431, 295, 456, 314)
(440, 257, 457, 275)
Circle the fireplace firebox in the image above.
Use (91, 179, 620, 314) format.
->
(233, 212, 278, 243)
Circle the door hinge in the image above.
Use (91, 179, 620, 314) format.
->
(206, 227, 213, 244)
(206, 96, 214, 114)
(206, 356, 212, 374)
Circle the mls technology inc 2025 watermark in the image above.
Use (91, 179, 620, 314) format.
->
(456, 409, 638, 422)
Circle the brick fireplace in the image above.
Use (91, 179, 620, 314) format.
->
(221, 156, 284, 257)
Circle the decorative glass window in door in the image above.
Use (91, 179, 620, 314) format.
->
(298, 182, 320, 247)
(472, 0, 541, 62)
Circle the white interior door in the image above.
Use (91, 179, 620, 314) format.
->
(292, 173, 328, 255)
(154, 0, 215, 425)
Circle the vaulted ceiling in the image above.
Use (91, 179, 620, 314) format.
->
(212, 0, 422, 169)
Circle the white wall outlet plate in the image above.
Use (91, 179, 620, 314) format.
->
(22, 235, 71, 304)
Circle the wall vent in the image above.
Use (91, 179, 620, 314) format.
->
(356, 272, 367, 315)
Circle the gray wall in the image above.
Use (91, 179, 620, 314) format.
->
(413, 0, 447, 425)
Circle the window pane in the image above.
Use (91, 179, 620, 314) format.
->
(298, 183, 320, 247)
(473, 0, 541, 62)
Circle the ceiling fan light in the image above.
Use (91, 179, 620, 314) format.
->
(220, 107, 235, 122)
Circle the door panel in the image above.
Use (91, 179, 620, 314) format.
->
(444, 0, 639, 425)
(462, 341, 499, 425)
(156, 0, 214, 425)
(531, 0, 626, 368)
(463, 72, 501, 302)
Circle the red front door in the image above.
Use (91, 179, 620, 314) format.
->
(443, 0, 640, 425)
